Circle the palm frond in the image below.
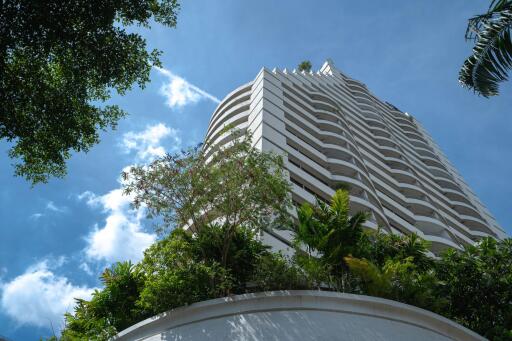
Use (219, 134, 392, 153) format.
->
(459, 2, 512, 97)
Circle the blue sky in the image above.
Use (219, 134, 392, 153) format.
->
(1, 1, 511, 339)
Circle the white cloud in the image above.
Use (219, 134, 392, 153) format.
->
(155, 66, 220, 108)
(0, 260, 96, 331)
(79, 262, 93, 276)
(79, 124, 178, 266)
(77, 190, 98, 207)
(29, 201, 68, 221)
(29, 213, 43, 220)
(46, 201, 67, 213)
(121, 123, 181, 162)
(81, 188, 156, 264)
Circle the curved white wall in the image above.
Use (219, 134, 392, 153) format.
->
(115, 291, 484, 341)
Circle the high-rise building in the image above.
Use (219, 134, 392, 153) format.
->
(204, 60, 506, 254)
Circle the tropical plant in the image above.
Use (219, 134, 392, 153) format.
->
(436, 237, 512, 339)
(366, 230, 434, 271)
(0, 0, 180, 183)
(61, 225, 306, 339)
(62, 261, 146, 340)
(136, 228, 234, 315)
(294, 189, 370, 290)
(60, 175, 512, 340)
(123, 130, 292, 267)
(459, 0, 512, 96)
(345, 255, 442, 311)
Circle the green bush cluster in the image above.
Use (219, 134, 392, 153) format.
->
(58, 133, 511, 340)
(60, 226, 308, 340)
(60, 191, 512, 340)
(293, 189, 512, 340)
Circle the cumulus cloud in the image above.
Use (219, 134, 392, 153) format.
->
(0, 260, 96, 331)
(81, 188, 156, 264)
(79, 124, 179, 266)
(121, 123, 181, 162)
(155, 66, 220, 108)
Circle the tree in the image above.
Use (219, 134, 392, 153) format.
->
(62, 261, 146, 340)
(436, 237, 512, 339)
(366, 230, 434, 272)
(297, 60, 312, 72)
(459, 0, 512, 97)
(136, 228, 234, 316)
(59, 183, 512, 339)
(0, 0, 180, 184)
(123, 130, 292, 267)
(294, 189, 370, 290)
(345, 232, 442, 312)
(61, 225, 305, 339)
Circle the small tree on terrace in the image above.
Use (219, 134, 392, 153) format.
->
(123, 130, 292, 267)
(298, 60, 312, 72)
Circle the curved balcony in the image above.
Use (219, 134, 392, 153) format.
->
(394, 115, 415, 127)
(407, 197, 436, 212)
(450, 200, 481, 217)
(415, 146, 436, 158)
(206, 103, 250, 141)
(425, 234, 462, 253)
(374, 135, 396, 148)
(290, 180, 387, 227)
(205, 113, 249, 147)
(460, 215, 494, 234)
(209, 83, 252, 127)
(370, 126, 392, 138)
(427, 165, 452, 179)
(364, 116, 386, 128)
(409, 137, 431, 150)
(379, 146, 402, 159)
(404, 130, 424, 141)
(443, 188, 470, 203)
(309, 91, 339, 108)
(421, 156, 446, 169)
(415, 215, 446, 235)
(286, 141, 373, 189)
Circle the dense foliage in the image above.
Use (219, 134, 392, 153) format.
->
(123, 130, 292, 267)
(57, 139, 511, 339)
(459, 0, 512, 96)
(436, 238, 512, 340)
(294, 190, 512, 340)
(60, 227, 306, 340)
(0, 0, 180, 183)
(59, 188, 512, 340)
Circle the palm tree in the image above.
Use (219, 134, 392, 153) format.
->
(295, 189, 369, 273)
(459, 0, 512, 97)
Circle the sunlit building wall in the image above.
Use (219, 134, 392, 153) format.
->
(204, 60, 506, 253)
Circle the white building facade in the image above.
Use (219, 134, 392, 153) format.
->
(204, 60, 506, 253)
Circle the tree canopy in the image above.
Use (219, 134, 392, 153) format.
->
(123, 130, 292, 266)
(0, 0, 180, 184)
(297, 60, 312, 72)
(459, 0, 512, 97)
(57, 185, 512, 340)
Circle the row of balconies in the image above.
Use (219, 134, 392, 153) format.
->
(264, 68, 496, 242)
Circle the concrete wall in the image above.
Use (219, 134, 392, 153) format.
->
(115, 291, 484, 341)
